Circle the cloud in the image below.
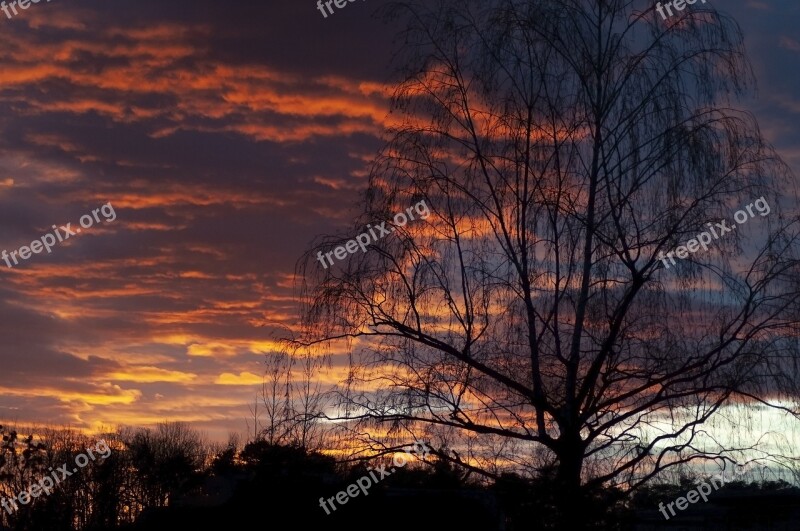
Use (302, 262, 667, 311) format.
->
(0, 0, 794, 445)
(779, 36, 800, 52)
(187, 342, 239, 357)
(105, 366, 198, 383)
(215, 372, 263, 385)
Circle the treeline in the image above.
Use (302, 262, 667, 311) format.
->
(0, 422, 209, 530)
(0, 423, 793, 531)
(0, 422, 506, 530)
(0, 422, 604, 530)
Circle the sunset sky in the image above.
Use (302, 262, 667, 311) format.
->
(0, 0, 798, 443)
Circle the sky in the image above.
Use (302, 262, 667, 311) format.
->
(0, 0, 797, 443)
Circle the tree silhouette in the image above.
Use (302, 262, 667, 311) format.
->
(252, 349, 329, 450)
(121, 422, 207, 511)
(296, 0, 800, 527)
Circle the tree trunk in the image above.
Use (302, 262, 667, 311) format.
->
(554, 434, 588, 531)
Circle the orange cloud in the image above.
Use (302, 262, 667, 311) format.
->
(105, 366, 198, 383)
(187, 342, 238, 357)
(215, 372, 263, 385)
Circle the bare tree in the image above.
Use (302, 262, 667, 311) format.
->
(296, 0, 800, 527)
(248, 351, 288, 444)
(121, 422, 208, 509)
(0, 425, 125, 530)
(0, 423, 48, 529)
(256, 349, 328, 450)
(288, 350, 328, 450)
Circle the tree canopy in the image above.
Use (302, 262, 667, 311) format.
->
(296, 0, 800, 528)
